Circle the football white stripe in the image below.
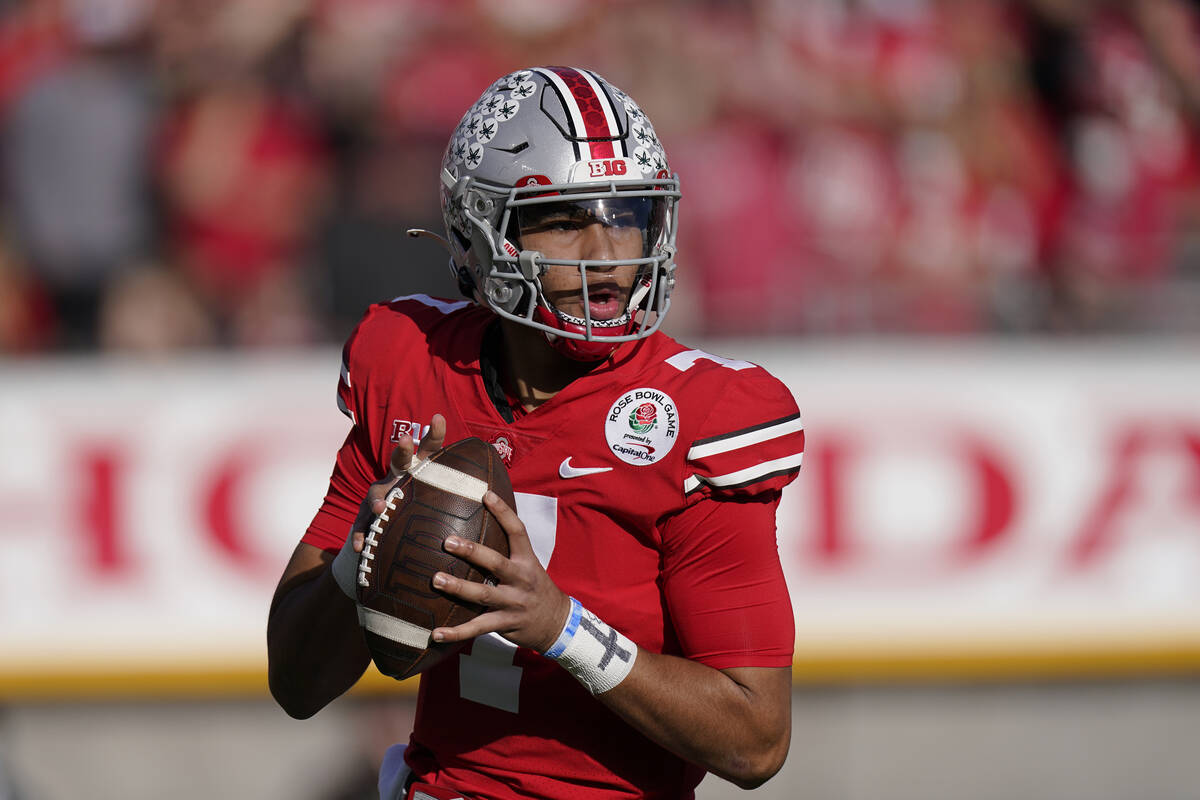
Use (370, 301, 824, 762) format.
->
(685, 451, 805, 492)
(358, 607, 432, 649)
(688, 416, 805, 460)
(410, 459, 488, 503)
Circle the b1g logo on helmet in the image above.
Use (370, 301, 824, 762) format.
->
(588, 159, 627, 178)
(606, 388, 678, 466)
(570, 157, 637, 183)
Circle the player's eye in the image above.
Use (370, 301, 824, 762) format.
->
(522, 215, 586, 235)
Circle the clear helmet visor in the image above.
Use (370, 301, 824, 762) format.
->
(509, 196, 669, 327)
(513, 196, 668, 260)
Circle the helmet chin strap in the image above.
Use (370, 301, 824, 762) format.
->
(627, 276, 653, 312)
(537, 314, 625, 361)
(407, 226, 661, 361)
(534, 276, 655, 362)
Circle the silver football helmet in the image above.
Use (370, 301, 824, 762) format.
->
(438, 67, 681, 360)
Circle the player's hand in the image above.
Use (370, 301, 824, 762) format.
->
(430, 491, 572, 654)
(346, 413, 447, 555)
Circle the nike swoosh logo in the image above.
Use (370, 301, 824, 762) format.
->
(558, 457, 613, 479)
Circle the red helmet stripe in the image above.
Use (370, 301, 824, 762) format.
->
(575, 68, 626, 158)
(546, 66, 620, 160)
(531, 67, 585, 161)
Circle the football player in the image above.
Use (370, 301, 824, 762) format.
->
(268, 66, 805, 800)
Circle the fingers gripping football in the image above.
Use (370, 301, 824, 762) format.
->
(356, 414, 447, 549)
(329, 415, 447, 599)
(432, 491, 571, 654)
(368, 414, 448, 518)
(355, 435, 518, 680)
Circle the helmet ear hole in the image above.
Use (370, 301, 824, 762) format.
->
(487, 278, 517, 306)
(471, 194, 494, 216)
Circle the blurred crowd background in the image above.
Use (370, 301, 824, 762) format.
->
(3, 4, 1200, 799)
(3, 0, 1200, 354)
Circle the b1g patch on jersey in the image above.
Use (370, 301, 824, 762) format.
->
(391, 418, 430, 446)
(605, 388, 679, 466)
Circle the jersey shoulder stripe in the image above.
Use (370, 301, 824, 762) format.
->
(336, 324, 363, 425)
(336, 383, 355, 425)
(688, 412, 803, 460)
(677, 365, 804, 499)
(684, 452, 804, 495)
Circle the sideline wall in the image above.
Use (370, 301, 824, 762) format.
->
(1, 342, 1198, 698)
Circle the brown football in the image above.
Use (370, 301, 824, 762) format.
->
(355, 436, 513, 680)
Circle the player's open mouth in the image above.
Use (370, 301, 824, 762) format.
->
(584, 282, 624, 321)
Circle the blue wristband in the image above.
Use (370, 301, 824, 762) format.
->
(544, 596, 583, 659)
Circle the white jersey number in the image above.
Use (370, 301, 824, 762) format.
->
(456, 491, 557, 713)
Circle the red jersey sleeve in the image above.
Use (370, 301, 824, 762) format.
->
(655, 365, 802, 669)
(683, 371, 805, 500)
(660, 492, 794, 669)
(301, 318, 382, 553)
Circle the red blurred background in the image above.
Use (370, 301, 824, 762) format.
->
(3, 5, 1200, 799)
(3, 0, 1200, 354)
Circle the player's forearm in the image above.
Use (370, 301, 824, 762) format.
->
(596, 654, 791, 789)
(267, 567, 371, 719)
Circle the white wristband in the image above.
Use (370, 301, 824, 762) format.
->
(330, 533, 358, 600)
(544, 597, 637, 695)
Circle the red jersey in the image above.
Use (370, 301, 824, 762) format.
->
(303, 295, 804, 800)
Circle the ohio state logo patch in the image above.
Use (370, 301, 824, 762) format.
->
(605, 388, 678, 466)
(490, 434, 514, 467)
